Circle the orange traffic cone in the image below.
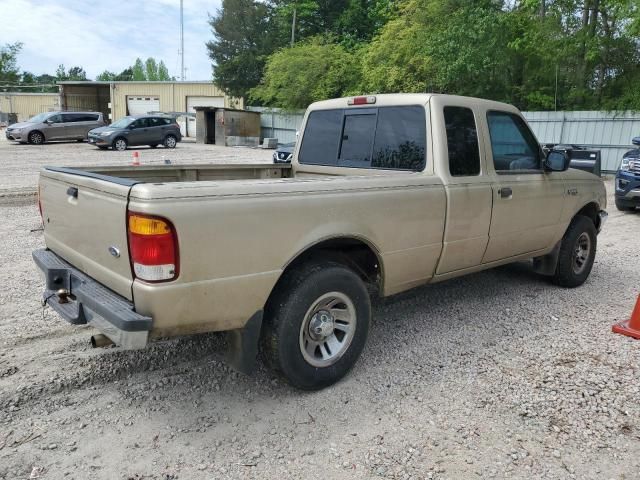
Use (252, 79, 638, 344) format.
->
(131, 151, 140, 166)
(612, 295, 640, 339)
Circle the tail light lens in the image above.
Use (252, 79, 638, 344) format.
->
(127, 212, 179, 282)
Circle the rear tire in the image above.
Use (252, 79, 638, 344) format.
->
(113, 137, 128, 151)
(552, 215, 597, 288)
(163, 135, 177, 149)
(28, 131, 44, 145)
(262, 261, 371, 390)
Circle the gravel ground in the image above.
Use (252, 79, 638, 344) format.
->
(0, 131, 271, 196)
(0, 145, 639, 479)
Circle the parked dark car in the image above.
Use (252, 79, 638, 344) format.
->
(5, 111, 105, 144)
(615, 136, 640, 211)
(88, 115, 181, 151)
(272, 142, 295, 163)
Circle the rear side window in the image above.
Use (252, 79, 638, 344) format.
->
(299, 106, 426, 171)
(148, 117, 162, 127)
(444, 107, 480, 176)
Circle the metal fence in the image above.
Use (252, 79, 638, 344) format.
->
(247, 106, 640, 172)
(246, 107, 305, 144)
(522, 111, 640, 173)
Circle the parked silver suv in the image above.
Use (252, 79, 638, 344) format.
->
(5, 111, 105, 144)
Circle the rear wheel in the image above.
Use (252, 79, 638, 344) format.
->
(552, 215, 597, 288)
(163, 135, 177, 149)
(262, 261, 371, 390)
(28, 131, 44, 145)
(113, 137, 127, 151)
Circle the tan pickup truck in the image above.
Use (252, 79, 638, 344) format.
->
(34, 94, 607, 390)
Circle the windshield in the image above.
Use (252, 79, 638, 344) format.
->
(110, 116, 134, 128)
(27, 112, 52, 123)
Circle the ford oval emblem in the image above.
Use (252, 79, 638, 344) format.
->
(108, 246, 121, 258)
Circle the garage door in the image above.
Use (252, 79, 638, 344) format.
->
(186, 96, 224, 114)
(127, 96, 160, 115)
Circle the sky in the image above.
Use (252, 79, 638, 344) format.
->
(1, 0, 222, 81)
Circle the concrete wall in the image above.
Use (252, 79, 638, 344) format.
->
(110, 82, 241, 120)
(0, 93, 60, 122)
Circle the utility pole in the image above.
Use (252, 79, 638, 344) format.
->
(180, 0, 185, 81)
(290, 7, 296, 47)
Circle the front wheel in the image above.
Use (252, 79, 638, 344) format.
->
(552, 215, 597, 288)
(163, 135, 177, 148)
(262, 261, 371, 390)
(112, 137, 128, 151)
(28, 131, 44, 145)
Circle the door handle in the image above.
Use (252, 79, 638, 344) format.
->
(499, 187, 513, 198)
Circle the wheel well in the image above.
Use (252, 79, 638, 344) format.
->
(576, 202, 600, 229)
(280, 237, 383, 295)
(28, 130, 44, 141)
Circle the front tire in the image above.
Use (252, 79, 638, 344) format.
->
(28, 131, 44, 145)
(552, 215, 597, 288)
(113, 137, 128, 151)
(615, 199, 635, 212)
(262, 261, 371, 390)
(163, 135, 177, 149)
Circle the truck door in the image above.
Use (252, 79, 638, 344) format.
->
(435, 103, 492, 274)
(482, 110, 565, 263)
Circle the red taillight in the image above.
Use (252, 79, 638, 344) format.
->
(127, 212, 179, 282)
(348, 96, 376, 106)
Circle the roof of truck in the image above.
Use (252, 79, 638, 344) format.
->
(309, 93, 519, 113)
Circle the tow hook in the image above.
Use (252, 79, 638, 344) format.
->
(56, 288, 70, 304)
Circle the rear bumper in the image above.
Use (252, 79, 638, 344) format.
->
(32, 248, 151, 349)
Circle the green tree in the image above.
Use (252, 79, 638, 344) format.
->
(206, 0, 277, 98)
(145, 58, 159, 81)
(96, 70, 116, 81)
(250, 37, 361, 109)
(0, 42, 23, 84)
(158, 61, 171, 81)
(55, 64, 87, 81)
(132, 58, 146, 80)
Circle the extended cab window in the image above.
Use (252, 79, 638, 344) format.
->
(487, 111, 541, 173)
(299, 106, 426, 171)
(444, 107, 480, 176)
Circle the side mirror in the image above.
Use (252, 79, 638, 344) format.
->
(544, 149, 571, 172)
(45, 119, 53, 125)
(632, 136, 640, 146)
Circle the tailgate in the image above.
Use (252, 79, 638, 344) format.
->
(39, 167, 135, 300)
